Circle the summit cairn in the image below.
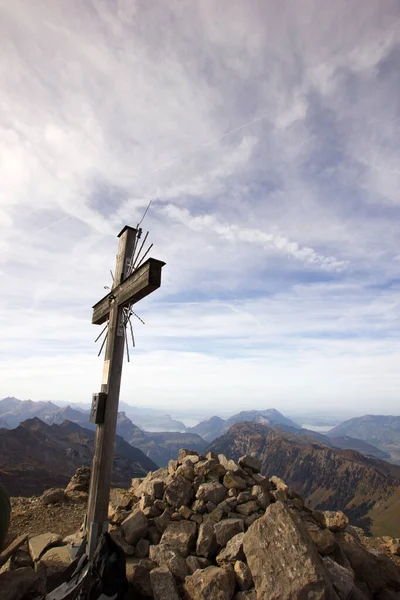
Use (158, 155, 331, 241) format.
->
(110, 450, 400, 599)
(2, 452, 400, 599)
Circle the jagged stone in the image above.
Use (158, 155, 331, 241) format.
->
(39, 545, 72, 591)
(65, 466, 91, 494)
(196, 481, 227, 504)
(110, 528, 135, 555)
(150, 566, 181, 600)
(223, 472, 247, 491)
(186, 555, 211, 574)
(323, 511, 349, 532)
(122, 509, 148, 545)
(192, 499, 207, 514)
(243, 501, 337, 600)
(206, 452, 219, 461)
(384, 538, 400, 556)
(190, 513, 203, 525)
(149, 544, 189, 581)
(196, 522, 218, 558)
(207, 464, 227, 480)
(176, 465, 195, 482)
(195, 459, 219, 477)
(135, 538, 150, 558)
(244, 514, 261, 529)
(182, 455, 200, 466)
(227, 488, 238, 497)
(161, 521, 197, 557)
(270, 475, 288, 492)
(235, 501, 258, 517)
(184, 565, 236, 600)
(110, 487, 133, 510)
(179, 505, 193, 519)
(193, 475, 206, 492)
(238, 455, 261, 473)
(214, 518, 244, 547)
(226, 497, 238, 509)
(309, 528, 337, 555)
(165, 475, 194, 508)
(28, 532, 63, 561)
(251, 472, 267, 484)
(171, 512, 183, 521)
(178, 449, 199, 464)
(168, 459, 178, 475)
(130, 478, 143, 497)
(0, 567, 40, 600)
(41, 488, 67, 505)
(323, 556, 354, 599)
(155, 507, 174, 532)
(126, 557, 156, 598)
(337, 532, 400, 594)
(206, 500, 217, 512)
(218, 455, 240, 472)
(234, 560, 253, 591)
(236, 491, 252, 504)
(251, 484, 271, 509)
(216, 532, 245, 565)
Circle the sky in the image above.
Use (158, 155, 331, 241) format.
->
(1, 1, 400, 416)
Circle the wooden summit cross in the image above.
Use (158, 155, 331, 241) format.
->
(86, 225, 165, 556)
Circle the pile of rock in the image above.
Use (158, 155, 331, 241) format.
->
(1, 449, 400, 600)
(108, 449, 400, 600)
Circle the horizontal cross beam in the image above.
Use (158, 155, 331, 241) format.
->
(92, 257, 165, 325)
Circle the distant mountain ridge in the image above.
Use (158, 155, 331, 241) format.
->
(187, 408, 300, 442)
(208, 421, 400, 537)
(0, 417, 157, 496)
(327, 415, 400, 463)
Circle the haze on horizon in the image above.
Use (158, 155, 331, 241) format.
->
(1, 1, 400, 416)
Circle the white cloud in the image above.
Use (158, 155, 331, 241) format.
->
(1, 1, 400, 416)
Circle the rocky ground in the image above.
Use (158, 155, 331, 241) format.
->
(1, 454, 400, 599)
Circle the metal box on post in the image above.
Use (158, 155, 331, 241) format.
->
(90, 392, 107, 424)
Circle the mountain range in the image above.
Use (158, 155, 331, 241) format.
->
(208, 421, 400, 537)
(0, 417, 157, 496)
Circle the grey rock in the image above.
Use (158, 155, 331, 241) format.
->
(218, 455, 240, 471)
(243, 501, 337, 600)
(126, 557, 155, 598)
(323, 556, 354, 599)
(236, 501, 258, 517)
(216, 533, 245, 565)
(236, 491, 253, 504)
(165, 475, 194, 509)
(251, 484, 271, 509)
(196, 481, 227, 504)
(234, 560, 254, 591)
(28, 532, 63, 562)
(41, 488, 67, 505)
(186, 555, 211, 574)
(135, 538, 150, 558)
(176, 465, 195, 482)
(154, 508, 174, 533)
(178, 449, 199, 464)
(149, 544, 189, 581)
(323, 511, 349, 532)
(223, 472, 247, 491)
(214, 519, 244, 547)
(150, 566, 181, 600)
(238, 455, 261, 473)
(184, 565, 236, 600)
(161, 521, 197, 557)
(196, 522, 218, 558)
(168, 459, 178, 475)
(122, 510, 148, 545)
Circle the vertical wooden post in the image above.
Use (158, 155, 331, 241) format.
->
(86, 226, 136, 556)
